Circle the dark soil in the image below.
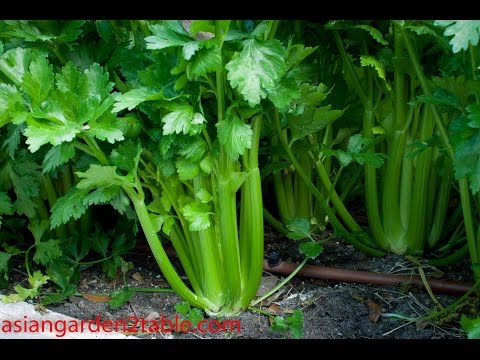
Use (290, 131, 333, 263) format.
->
(1, 227, 475, 339)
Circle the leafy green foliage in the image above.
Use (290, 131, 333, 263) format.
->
(0, 271, 49, 303)
(450, 105, 480, 194)
(109, 287, 135, 309)
(270, 309, 304, 339)
(460, 315, 480, 339)
(435, 20, 480, 53)
(216, 108, 253, 160)
(323, 134, 386, 168)
(299, 242, 323, 259)
(286, 218, 312, 240)
(174, 302, 204, 328)
(181, 202, 211, 231)
(226, 39, 287, 107)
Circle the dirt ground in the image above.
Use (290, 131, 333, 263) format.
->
(1, 227, 475, 339)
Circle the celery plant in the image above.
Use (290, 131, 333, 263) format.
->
(0, 20, 291, 316)
(331, 20, 455, 255)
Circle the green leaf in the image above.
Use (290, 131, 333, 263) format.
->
(216, 110, 253, 160)
(186, 45, 222, 80)
(87, 118, 124, 145)
(182, 41, 200, 60)
(24, 120, 80, 153)
(0, 271, 49, 304)
(299, 242, 323, 259)
(109, 287, 135, 310)
(83, 186, 120, 206)
(286, 218, 312, 240)
(288, 105, 344, 141)
(270, 309, 304, 339)
(450, 107, 480, 193)
(287, 44, 318, 69)
(176, 159, 200, 181)
(180, 201, 211, 231)
(109, 140, 143, 174)
(460, 315, 480, 339)
(360, 55, 391, 90)
(34, 239, 62, 266)
(76, 165, 125, 190)
(46, 259, 79, 292)
(0, 251, 12, 281)
(178, 138, 207, 162)
(174, 302, 204, 327)
(354, 25, 389, 45)
(146, 22, 191, 50)
(0, 192, 13, 215)
(112, 87, 161, 113)
(50, 188, 89, 229)
(0, 84, 26, 128)
(416, 88, 463, 112)
(268, 77, 301, 109)
(42, 142, 75, 174)
(199, 156, 214, 174)
(162, 106, 205, 136)
(195, 188, 213, 203)
(226, 39, 287, 107)
(435, 20, 480, 53)
(22, 55, 54, 105)
(0, 47, 31, 86)
(2, 124, 22, 159)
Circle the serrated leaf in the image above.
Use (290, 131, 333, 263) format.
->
(226, 39, 287, 107)
(109, 287, 135, 310)
(360, 55, 391, 90)
(87, 117, 124, 144)
(46, 260, 79, 292)
(2, 124, 22, 159)
(112, 87, 161, 113)
(195, 188, 212, 203)
(176, 159, 200, 181)
(182, 41, 200, 60)
(354, 25, 388, 45)
(178, 138, 207, 162)
(216, 110, 253, 160)
(33, 239, 62, 266)
(288, 105, 344, 141)
(0, 271, 49, 304)
(0, 83, 26, 128)
(24, 119, 80, 153)
(83, 186, 120, 206)
(435, 20, 480, 53)
(268, 77, 301, 109)
(199, 156, 214, 174)
(187, 45, 221, 80)
(286, 218, 312, 240)
(288, 309, 304, 339)
(460, 315, 480, 339)
(0, 192, 13, 215)
(50, 188, 89, 229)
(450, 107, 480, 194)
(0, 47, 31, 86)
(76, 165, 125, 190)
(174, 302, 191, 316)
(162, 105, 205, 136)
(181, 201, 211, 231)
(146, 22, 191, 50)
(110, 140, 143, 174)
(299, 242, 323, 259)
(22, 55, 54, 105)
(42, 142, 75, 173)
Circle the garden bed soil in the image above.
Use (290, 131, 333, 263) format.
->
(1, 227, 474, 339)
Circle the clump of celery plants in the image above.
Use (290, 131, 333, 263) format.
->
(330, 20, 458, 256)
(0, 22, 140, 303)
(3, 20, 292, 317)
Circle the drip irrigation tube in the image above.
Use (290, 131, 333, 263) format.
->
(263, 260, 473, 296)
